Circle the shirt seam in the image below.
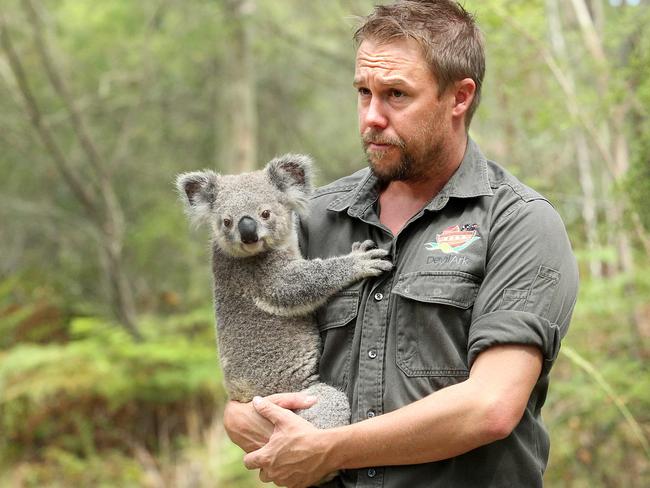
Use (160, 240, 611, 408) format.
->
(311, 183, 358, 200)
(448, 155, 492, 198)
(489, 180, 548, 203)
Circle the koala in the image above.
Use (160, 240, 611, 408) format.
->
(176, 154, 392, 430)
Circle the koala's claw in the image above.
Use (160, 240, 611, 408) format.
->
(362, 248, 390, 260)
(363, 259, 393, 276)
(351, 244, 393, 278)
(351, 240, 378, 253)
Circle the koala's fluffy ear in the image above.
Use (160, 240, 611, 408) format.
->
(266, 154, 314, 215)
(175, 170, 219, 226)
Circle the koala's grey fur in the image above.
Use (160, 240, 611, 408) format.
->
(176, 154, 392, 430)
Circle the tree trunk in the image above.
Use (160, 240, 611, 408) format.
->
(220, 0, 257, 173)
(546, 0, 603, 277)
(575, 132, 602, 278)
(104, 242, 141, 340)
(1, 4, 142, 340)
(568, 0, 642, 275)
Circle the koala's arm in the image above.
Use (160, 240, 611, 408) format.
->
(253, 241, 391, 317)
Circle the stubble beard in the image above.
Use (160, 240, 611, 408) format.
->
(362, 121, 445, 183)
(362, 130, 409, 182)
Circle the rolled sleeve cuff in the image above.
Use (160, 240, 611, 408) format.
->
(468, 310, 561, 373)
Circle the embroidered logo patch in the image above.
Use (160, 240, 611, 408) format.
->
(424, 224, 480, 254)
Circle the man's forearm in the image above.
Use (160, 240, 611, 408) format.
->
(243, 345, 542, 487)
(321, 345, 543, 470)
(321, 377, 503, 470)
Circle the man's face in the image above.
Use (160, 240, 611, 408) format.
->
(354, 38, 453, 182)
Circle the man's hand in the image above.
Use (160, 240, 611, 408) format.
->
(223, 392, 317, 453)
(243, 396, 335, 488)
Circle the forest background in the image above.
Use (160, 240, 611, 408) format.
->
(0, 0, 649, 486)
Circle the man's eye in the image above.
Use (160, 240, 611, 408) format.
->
(391, 89, 405, 98)
(358, 87, 371, 96)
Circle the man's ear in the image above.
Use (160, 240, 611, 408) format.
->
(175, 170, 219, 226)
(451, 78, 476, 119)
(265, 154, 314, 214)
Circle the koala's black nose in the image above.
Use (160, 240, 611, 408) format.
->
(238, 216, 259, 244)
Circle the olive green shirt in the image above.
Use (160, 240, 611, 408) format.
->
(300, 139, 579, 487)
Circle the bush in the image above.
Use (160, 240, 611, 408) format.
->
(0, 310, 228, 484)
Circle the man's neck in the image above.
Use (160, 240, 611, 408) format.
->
(378, 135, 467, 236)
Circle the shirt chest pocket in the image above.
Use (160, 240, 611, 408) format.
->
(391, 271, 479, 378)
(316, 291, 359, 390)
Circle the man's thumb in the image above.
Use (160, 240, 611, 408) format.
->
(252, 396, 291, 425)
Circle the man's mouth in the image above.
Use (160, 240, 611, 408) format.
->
(367, 142, 393, 151)
(363, 131, 404, 152)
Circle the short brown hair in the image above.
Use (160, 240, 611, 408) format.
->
(354, 0, 485, 129)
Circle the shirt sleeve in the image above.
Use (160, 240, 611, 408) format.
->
(468, 198, 579, 373)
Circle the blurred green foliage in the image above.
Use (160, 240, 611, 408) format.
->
(546, 271, 650, 486)
(0, 295, 232, 485)
(1, 0, 649, 486)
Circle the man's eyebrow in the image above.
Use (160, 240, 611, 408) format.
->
(382, 77, 411, 86)
(352, 77, 413, 88)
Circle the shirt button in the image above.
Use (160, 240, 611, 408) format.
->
(374, 292, 384, 301)
(368, 349, 377, 359)
(367, 468, 376, 478)
(367, 409, 376, 418)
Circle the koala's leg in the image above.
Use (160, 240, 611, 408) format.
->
(294, 383, 350, 429)
(254, 241, 392, 316)
(292, 383, 350, 485)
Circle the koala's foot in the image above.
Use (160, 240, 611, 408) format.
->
(295, 383, 350, 429)
(295, 383, 349, 485)
(350, 240, 393, 278)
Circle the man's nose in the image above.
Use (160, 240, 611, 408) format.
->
(361, 97, 388, 130)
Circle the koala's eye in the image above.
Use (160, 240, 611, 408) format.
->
(223, 218, 233, 228)
(261, 210, 271, 219)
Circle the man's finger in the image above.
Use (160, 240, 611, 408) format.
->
(243, 447, 265, 470)
(265, 391, 317, 410)
(252, 395, 296, 425)
(259, 468, 271, 483)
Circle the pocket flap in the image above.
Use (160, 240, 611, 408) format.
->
(391, 271, 479, 309)
(317, 291, 360, 331)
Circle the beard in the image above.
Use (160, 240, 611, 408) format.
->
(362, 130, 409, 182)
(362, 123, 444, 183)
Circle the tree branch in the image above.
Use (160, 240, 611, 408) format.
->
(487, 5, 618, 177)
(6, 2, 143, 340)
(22, 0, 106, 183)
(569, 0, 608, 65)
(107, 1, 169, 168)
(490, 3, 650, 260)
(0, 13, 99, 218)
(21, 0, 130, 250)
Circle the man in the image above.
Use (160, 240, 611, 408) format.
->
(224, 1, 579, 487)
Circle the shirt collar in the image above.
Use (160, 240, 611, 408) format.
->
(327, 138, 493, 215)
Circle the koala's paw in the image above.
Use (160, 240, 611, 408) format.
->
(350, 240, 393, 277)
(351, 240, 377, 253)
